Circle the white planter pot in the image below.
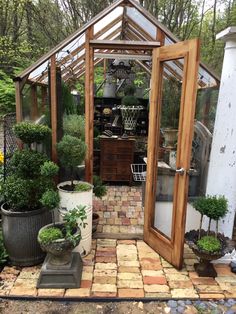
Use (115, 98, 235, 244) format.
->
(57, 181, 93, 257)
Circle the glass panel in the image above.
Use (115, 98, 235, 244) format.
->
(126, 7, 156, 38)
(98, 21, 122, 40)
(153, 58, 183, 239)
(94, 6, 123, 34)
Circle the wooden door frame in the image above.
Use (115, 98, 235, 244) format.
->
(84, 38, 161, 183)
(144, 39, 200, 269)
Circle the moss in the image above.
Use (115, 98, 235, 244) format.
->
(197, 236, 221, 253)
(39, 227, 63, 245)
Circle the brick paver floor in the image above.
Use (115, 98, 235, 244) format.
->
(0, 239, 235, 299)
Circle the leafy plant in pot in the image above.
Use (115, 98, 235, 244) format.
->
(56, 135, 93, 256)
(38, 205, 87, 266)
(1, 122, 60, 266)
(185, 195, 235, 277)
(92, 175, 107, 235)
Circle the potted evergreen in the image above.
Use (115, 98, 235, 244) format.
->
(120, 85, 143, 132)
(185, 195, 235, 277)
(1, 122, 60, 266)
(56, 135, 93, 256)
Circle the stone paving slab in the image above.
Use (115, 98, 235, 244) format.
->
(0, 239, 235, 300)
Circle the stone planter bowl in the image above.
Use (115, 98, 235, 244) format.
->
(38, 222, 81, 266)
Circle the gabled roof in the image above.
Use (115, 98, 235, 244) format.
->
(14, 0, 220, 89)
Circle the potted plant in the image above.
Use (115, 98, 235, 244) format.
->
(1, 122, 60, 266)
(120, 85, 143, 132)
(37, 205, 87, 288)
(161, 77, 181, 148)
(56, 135, 93, 256)
(185, 195, 235, 277)
(38, 205, 87, 266)
(92, 175, 107, 234)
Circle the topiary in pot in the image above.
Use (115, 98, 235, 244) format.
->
(56, 134, 93, 256)
(185, 195, 234, 277)
(1, 121, 60, 266)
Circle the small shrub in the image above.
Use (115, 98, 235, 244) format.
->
(40, 161, 59, 177)
(57, 135, 86, 187)
(197, 236, 221, 253)
(13, 122, 51, 144)
(63, 114, 85, 140)
(93, 175, 107, 199)
(8, 149, 48, 178)
(39, 227, 63, 245)
(75, 182, 92, 192)
(122, 95, 139, 107)
(40, 190, 60, 211)
(192, 195, 228, 220)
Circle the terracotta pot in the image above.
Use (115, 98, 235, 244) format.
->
(92, 213, 100, 234)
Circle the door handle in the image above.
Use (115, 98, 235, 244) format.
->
(175, 167, 185, 175)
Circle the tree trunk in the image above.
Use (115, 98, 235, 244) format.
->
(207, 218, 212, 235)
(199, 214, 203, 240)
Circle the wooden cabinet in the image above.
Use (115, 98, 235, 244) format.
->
(100, 137, 135, 184)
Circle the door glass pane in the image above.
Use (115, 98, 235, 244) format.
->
(153, 58, 183, 239)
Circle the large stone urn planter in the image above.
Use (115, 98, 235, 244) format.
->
(37, 222, 83, 288)
(185, 229, 235, 277)
(57, 181, 93, 256)
(1, 203, 52, 266)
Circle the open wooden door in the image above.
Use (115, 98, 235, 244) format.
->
(144, 39, 200, 269)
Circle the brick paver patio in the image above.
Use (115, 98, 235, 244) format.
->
(0, 239, 235, 299)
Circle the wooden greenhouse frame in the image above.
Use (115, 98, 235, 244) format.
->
(14, 0, 220, 184)
(13, 0, 221, 269)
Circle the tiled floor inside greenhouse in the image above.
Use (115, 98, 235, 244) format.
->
(0, 239, 235, 299)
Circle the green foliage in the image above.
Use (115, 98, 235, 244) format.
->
(124, 85, 136, 96)
(0, 70, 15, 115)
(63, 114, 85, 140)
(93, 175, 107, 199)
(75, 182, 92, 192)
(197, 236, 221, 253)
(57, 135, 86, 170)
(63, 205, 87, 245)
(9, 149, 48, 178)
(161, 77, 181, 129)
(3, 176, 36, 210)
(40, 190, 60, 211)
(193, 195, 228, 220)
(40, 161, 59, 177)
(13, 122, 51, 144)
(38, 227, 63, 245)
(122, 95, 139, 107)
(3, 123, 58, 211)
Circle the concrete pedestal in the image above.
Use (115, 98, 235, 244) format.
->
(37, 252, 83, 289)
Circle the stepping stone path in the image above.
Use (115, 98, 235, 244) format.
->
(0, 238, 235, 312)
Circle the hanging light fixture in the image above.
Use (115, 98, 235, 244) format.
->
(109, 59, 133, 79)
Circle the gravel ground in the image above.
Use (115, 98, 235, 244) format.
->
(0, 299, 236, 314)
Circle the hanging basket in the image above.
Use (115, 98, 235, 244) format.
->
(119, 106, 143, 131)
